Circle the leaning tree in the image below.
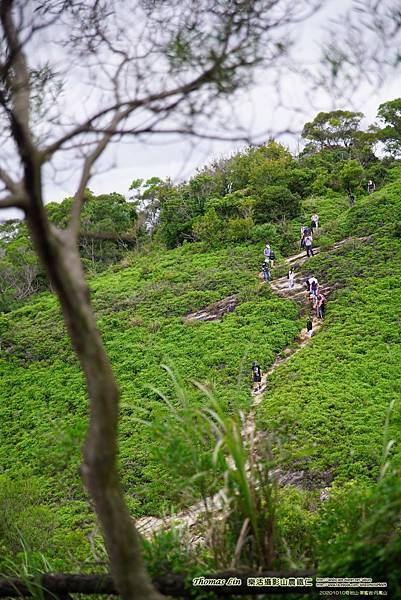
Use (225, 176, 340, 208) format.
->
(0, 0, 322, 598)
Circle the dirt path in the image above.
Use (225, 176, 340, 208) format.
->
(136, 237, 365, 539)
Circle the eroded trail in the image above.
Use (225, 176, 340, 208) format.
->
(136, 238, 364, 540)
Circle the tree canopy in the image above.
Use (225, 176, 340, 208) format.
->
(376, 98, 401, 157)
(301, 110, 365, 151)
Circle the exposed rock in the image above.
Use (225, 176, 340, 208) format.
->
(185, 294, 239, 322)
(275, 467, 334, 491)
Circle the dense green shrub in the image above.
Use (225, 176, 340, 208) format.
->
(254, 185, 300, 223)
(316, 473, 401, 596)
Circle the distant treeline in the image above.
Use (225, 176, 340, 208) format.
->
(1, 99, 401, 311)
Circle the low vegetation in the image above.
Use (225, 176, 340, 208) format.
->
(1, 102, 401, 595)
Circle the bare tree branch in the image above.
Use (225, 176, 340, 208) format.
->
(41, 58, 247, 161)
(0, 0, 34, 154)
(0, 192, 26, 209)
(0, 165, 19, 193)
(69, 108, 130, 237)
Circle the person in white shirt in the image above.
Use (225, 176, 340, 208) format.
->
(288, 268, 295, 289)
(309, 276, 319, 296)
(311, 213, 319, 232)
(304, 234, 314, 257)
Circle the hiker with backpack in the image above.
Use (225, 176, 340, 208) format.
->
(308, 292, 317, 311)
(264, 244, 271, 261)
(262, 260, 271, 282)
(288, 268, 295, 290)
(317, 293, 326, 319)
(269, 248, 275, 268)
(300, 226, 306, 249)
(311, 213, 319, 232)
(309, 276, 319, 297)
(304, 233, 314, 257)
(252, 360, 262, 391)
(367, 179, 375, 194)
(301, 225, 311, 248)
(307, 318, 313, 338)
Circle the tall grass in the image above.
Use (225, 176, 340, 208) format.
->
(145, 366, 280, 569)
(1, 543, 53, 600)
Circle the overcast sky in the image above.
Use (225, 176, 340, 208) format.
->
(1, 0, 400, 221)
(62, 0, 400, 198)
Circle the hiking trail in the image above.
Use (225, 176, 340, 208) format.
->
(136, 237, 365, 542)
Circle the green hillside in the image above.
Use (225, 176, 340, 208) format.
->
(0, 242, 302, 567)
(1, 154, 401, 593)
(258, 182, 401, 481)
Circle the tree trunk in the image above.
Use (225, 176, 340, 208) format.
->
(25, 187, 163, 600)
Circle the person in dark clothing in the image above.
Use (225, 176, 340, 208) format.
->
(311, 213, 319, 232)
(262, 261, 271, 282)
(367, 179, 375, 194)
(307, 319, 313, 338)
(300, 225, 305, 250)
(300, 226, 308, 249)
(269, 249, 275, 267)
(252, 361, 262, 391)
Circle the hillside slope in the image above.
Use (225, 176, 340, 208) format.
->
(0, 183, 400, 584)
(0, 242, 302, 568)
(260, 182, 401, 473)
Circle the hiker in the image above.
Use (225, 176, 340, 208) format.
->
(310, 276, 319, 297)
(269, 248, 275, 268)
(304, 233, 314, 257)
(300, 226, 306, 249)
(252, 361, 262, 391)
(348, 192, 355, 208)
(263, 244, 271, 261)
(317, 293, 326, 319)
(288, 268, 295, 289)
(309, 293, 318, 311)
(262, 260, 271, 282)
(367, 179, 375, 194)
(311, 213, 319, 232)
(307, 318, 313, 338)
